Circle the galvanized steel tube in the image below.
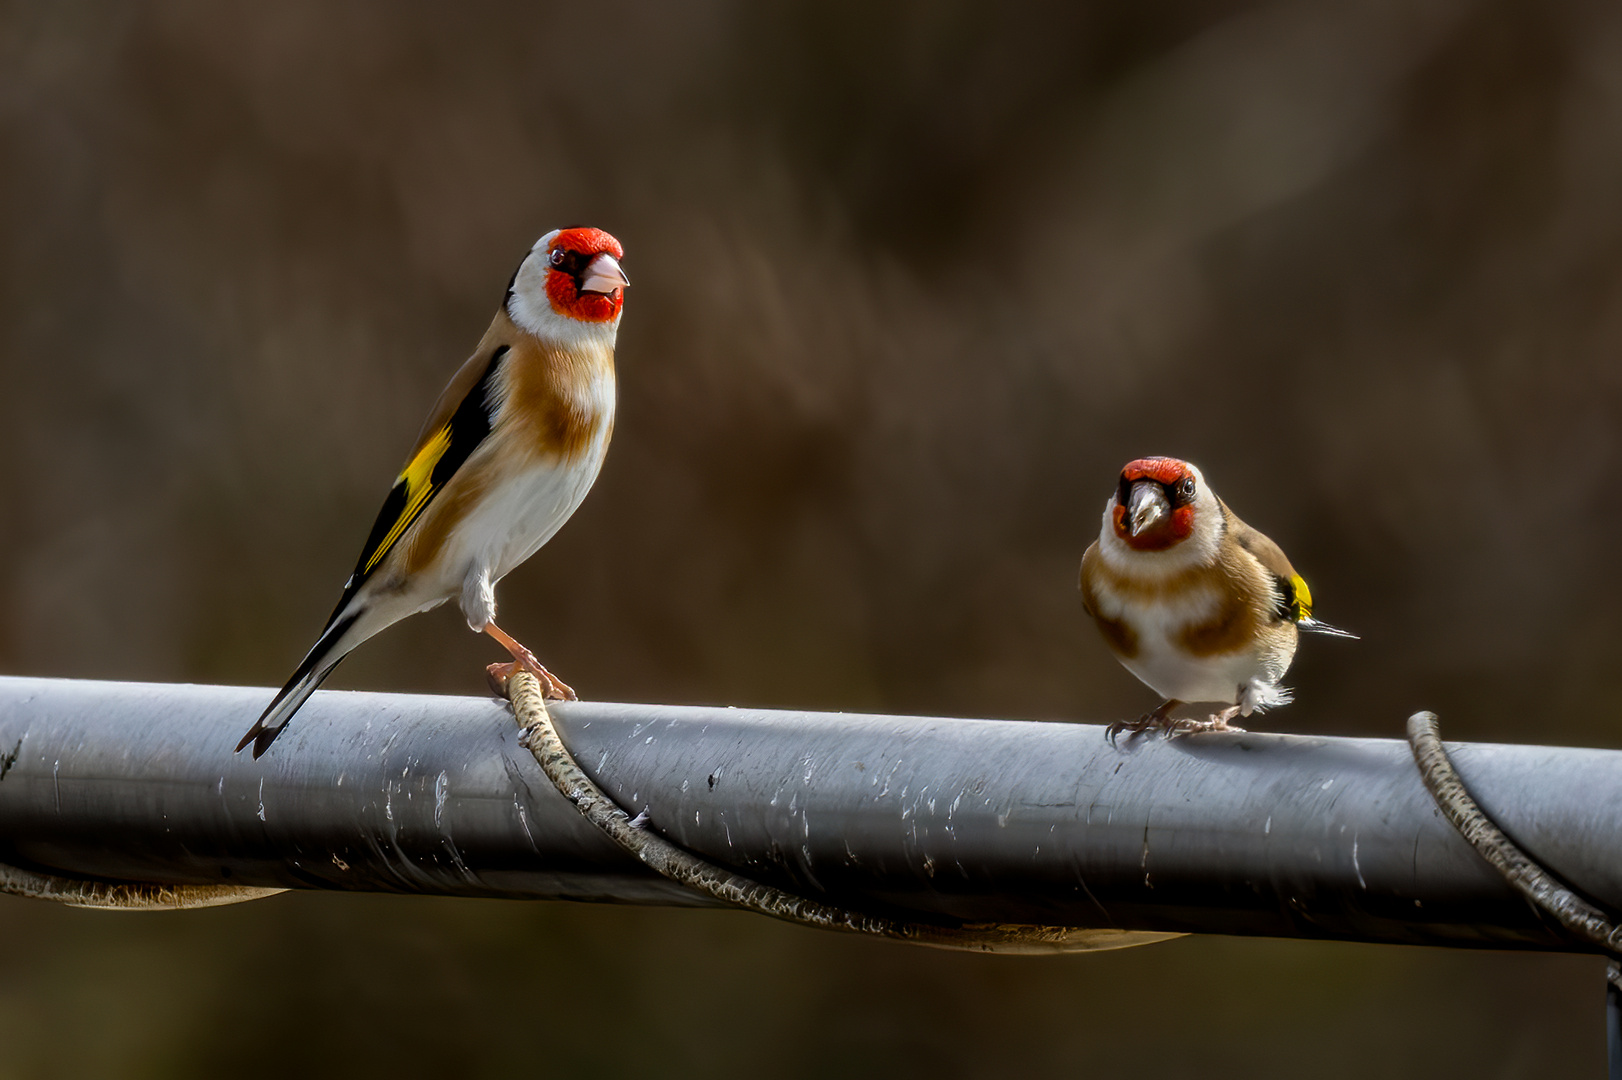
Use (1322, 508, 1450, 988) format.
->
(0, 676, 1612, 950)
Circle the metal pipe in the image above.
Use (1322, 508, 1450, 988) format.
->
(0, 675, 1614, 950)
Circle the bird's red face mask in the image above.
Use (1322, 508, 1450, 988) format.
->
(1112, 457, 1198, 551)
(545, 227, 628, 323)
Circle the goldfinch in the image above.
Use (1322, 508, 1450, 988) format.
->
(236, 227, 629, 758)
(1078, 457, 1354, 738)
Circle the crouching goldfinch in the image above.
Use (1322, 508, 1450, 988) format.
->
(1079, 457, 1354, 738)
(237, 227, 629, 758)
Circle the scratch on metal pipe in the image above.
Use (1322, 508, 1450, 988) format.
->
(799, 842, 825, 887)
(433, 770, 449, 829)
(442, 832, 471, 880)
(876, 760, 901, 797)
(1141, 824, 1153, 888)
(1352, 833, 1367, 889)
(513, 794, 539, 851)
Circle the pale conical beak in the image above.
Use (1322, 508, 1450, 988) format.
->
(579, 253, 629, 296)
(1127, 480, 1169, 537)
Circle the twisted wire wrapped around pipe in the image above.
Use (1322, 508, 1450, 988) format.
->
(1406, 710, 1622, 958)
(502, 668, 1179, 954)
(0, 860, 282, 910)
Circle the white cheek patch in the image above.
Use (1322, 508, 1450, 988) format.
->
(506, 243, 622, 350)
(506, 252, 550, 334)
(508, 287, 621, 350)
(1095, 484, 1224, 579)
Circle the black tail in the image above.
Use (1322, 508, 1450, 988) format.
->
(236, 611, 361, 758)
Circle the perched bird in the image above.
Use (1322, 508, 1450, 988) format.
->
(1078, 457, 1354, 738)
(236, 227, 629, 758)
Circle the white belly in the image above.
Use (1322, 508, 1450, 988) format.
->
(448, 442, 609, 629)
(1120, 635, 1262, 705)
(1098, 586, 1265, 705)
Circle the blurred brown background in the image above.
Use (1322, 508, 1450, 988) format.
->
(0, 0, 1614, 1075)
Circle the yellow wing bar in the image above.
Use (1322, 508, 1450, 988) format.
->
(1289, 573, 1314, 621)
(363, 424, 452, 573)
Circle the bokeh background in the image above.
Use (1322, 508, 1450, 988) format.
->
(0, 0, 1614, 1075)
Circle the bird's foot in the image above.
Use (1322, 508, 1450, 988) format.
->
(1106, 700, 1181, 746)
(1166, 706, 1246, 737)
(1105, 714, 1159, 746)
(484, 622, 578, 701)
(486, 661, 519, 696)
(487, 659, 576, 702)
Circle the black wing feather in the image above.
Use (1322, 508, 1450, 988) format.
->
(1271, 574, 1302, 623)
(322, 345, 508, 629)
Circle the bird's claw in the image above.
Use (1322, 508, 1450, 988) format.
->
(485, 658, 577, 702)
(1105, 711, 1168, 746)
(487, 661, 516, 695)
(537, 669, 577, 702)
(1165, 707, 1246, 738)
(1106, 700, 1244, 743)
(513, 649, 576, 702)
(483, 622, 579, 701)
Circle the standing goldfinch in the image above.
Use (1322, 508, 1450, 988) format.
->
(1079, 457, 1354, 737)
(236, 227, 629, 758)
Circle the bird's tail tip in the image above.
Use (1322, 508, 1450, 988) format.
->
(235, 679, 319, 758)
(233, 722, 285, 758)
(1299, 616, 1360, 640)
(234, 609, 362, 757)
(233, 664, 332, 758)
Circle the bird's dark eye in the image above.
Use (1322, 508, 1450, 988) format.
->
(1179, 477, 1196, 497)
(548, 248, 588, 277)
